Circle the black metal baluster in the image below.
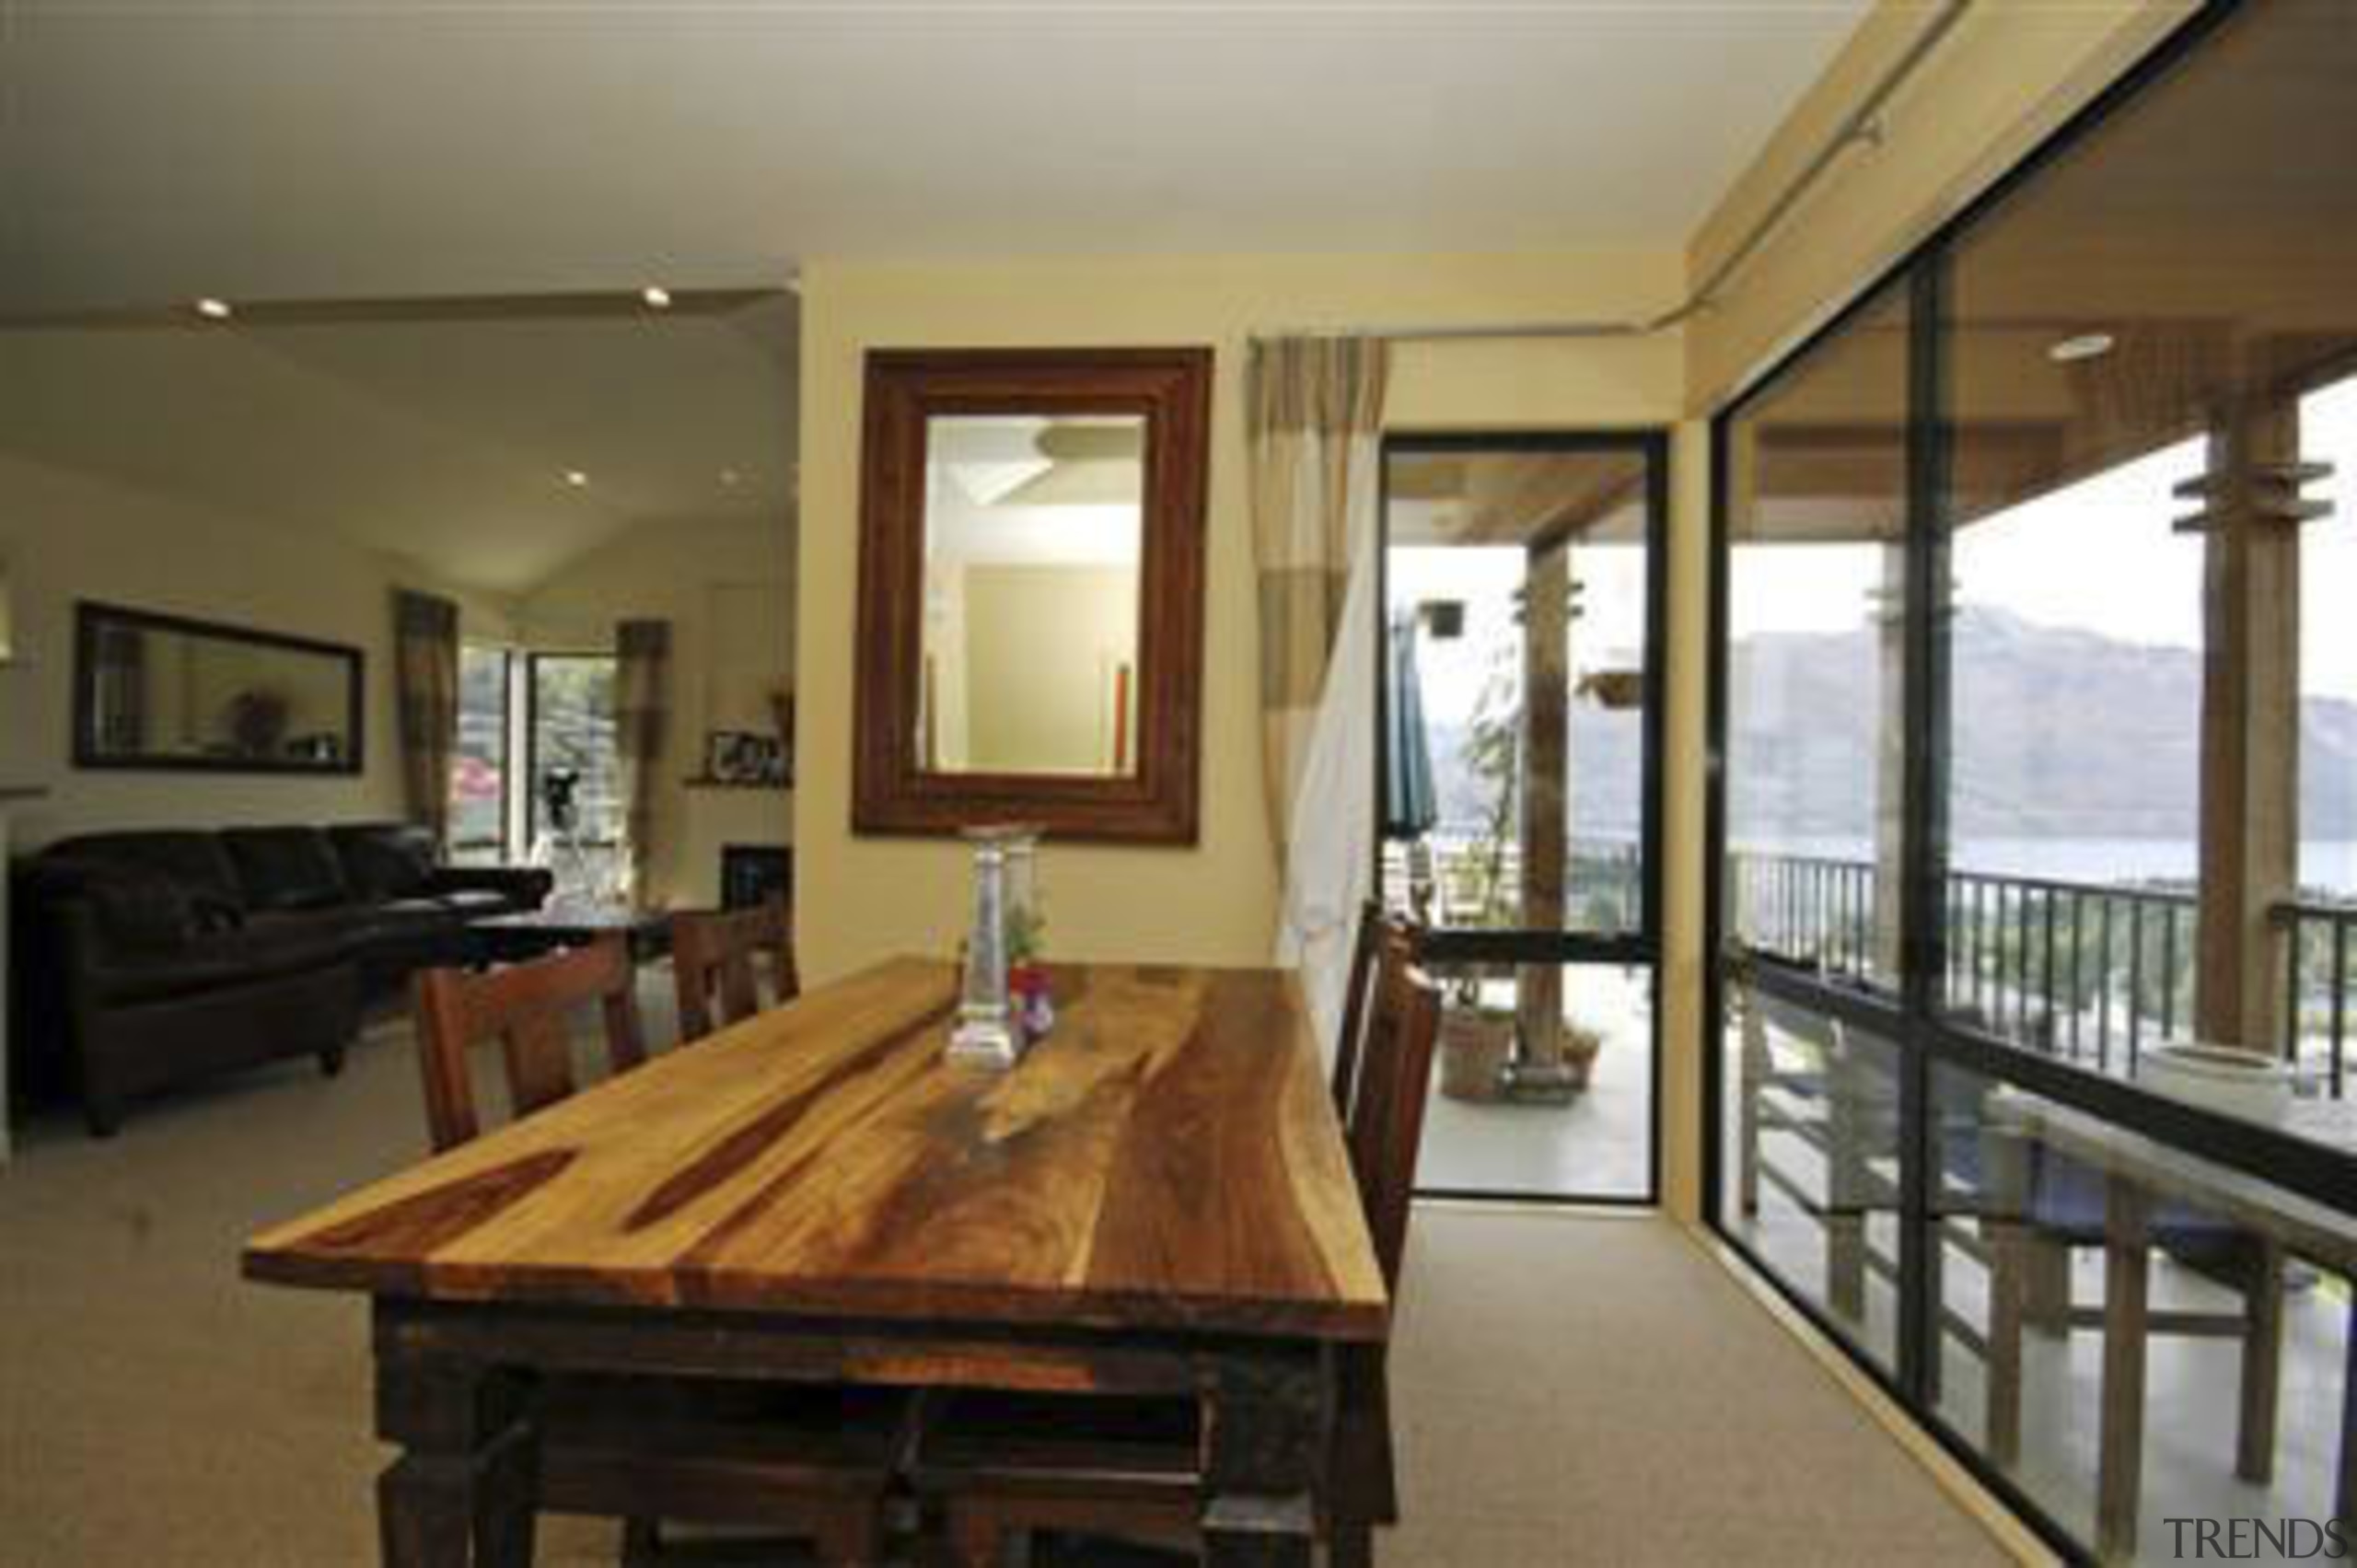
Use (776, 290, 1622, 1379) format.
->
(2160, 904, 2178, 1045)
(2129, 898, 2146, 1064)
(2285, 912, 2304, 1066)
(2097, 895, 2114, 1073)
(2332, 915, 2348, 1101)
(2068, 892, 2084, 1061)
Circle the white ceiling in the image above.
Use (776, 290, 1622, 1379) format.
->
(0, 0, 1867, 311)
(0, 295, 800, 593)
(0, 1, 1868, 594)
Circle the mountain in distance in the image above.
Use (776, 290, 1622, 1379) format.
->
(1725, 604, 2356, 842)
(1412, 604, 2356, 848)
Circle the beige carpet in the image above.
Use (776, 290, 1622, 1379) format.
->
(0, 991, 2005, 1566)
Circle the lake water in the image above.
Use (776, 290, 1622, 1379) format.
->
(1733, 835, 2357, 897)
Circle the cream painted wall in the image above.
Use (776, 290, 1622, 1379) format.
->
(0, 453, 509, 852)
(795, 250, 1683, 989)
(514, 516, 795, 908)
(794, 14, 2194, 1229)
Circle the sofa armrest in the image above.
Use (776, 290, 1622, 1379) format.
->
(425, 865, 554, 911)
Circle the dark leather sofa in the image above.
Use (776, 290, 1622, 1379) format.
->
(14, 823, 552, 1135)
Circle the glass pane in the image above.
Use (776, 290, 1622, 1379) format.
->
(1716, 975, 1902, 1375)
(1927, 1059, 2353, 1562)
(450, 645, 509, 855)
(531, 654, 620, 851)
(1383, 446, 1651, 938)
(1936, 0, 2357, 1088)
(2295, 378, 2356, 1099)
(1416, 958, 1653, 1201)
(919, 413, 1143, 777)
(2301, 377, 2357, 903)
(1724, 283, 1910, 990)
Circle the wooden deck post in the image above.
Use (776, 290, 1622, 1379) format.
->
(1514, 539, 1571, 1090)
(1873, 543, 1909, 981)
(2194, 393, 2301, 1052)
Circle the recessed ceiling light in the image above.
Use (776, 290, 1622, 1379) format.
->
(641, 285, 672, 309)
(563, 470, 589, 488)
(194, 297, 233, 320)
(2048, 331, 2116, 364)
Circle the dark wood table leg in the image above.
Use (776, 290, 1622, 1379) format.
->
(1200, 1348, 1324, 1568)
(375, 1307, 538, 1568)
(2097, 1176, 2151, 1563)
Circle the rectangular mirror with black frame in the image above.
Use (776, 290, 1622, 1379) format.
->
(73, 600, 366, 775)
(853, 346, 1210, 842)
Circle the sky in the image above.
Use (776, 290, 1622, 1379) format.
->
(1395, 375, 2354, 721)
(1387, 539, 1647, 730)
(1386, 377, 2355, 883)
(1724, 375, 2356, 704)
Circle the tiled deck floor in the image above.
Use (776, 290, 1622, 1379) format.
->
(1417, 963, 1656, 1201)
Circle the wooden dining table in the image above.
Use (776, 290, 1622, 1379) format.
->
(243, 957, 1388, 1566)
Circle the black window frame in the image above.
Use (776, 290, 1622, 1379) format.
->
(1703, 2, 2356, 1556)
(1379, 427, 1672, 1208)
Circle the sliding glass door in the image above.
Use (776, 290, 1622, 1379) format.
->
(1710, 5, 2356, 1559)
(1381, 432, 1666, 1203)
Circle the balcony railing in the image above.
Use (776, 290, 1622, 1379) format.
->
(1729, 849, 2354, 1099)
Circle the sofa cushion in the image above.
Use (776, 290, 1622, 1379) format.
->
(41, 831, 246, 915)
(31, 859, 202, 953)
(329, 822, 438, 900)
(224, 828, 352, 913)
(87, 923, 353, 1006)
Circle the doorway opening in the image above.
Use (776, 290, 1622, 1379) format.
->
(1378, 432, 1667, 1203)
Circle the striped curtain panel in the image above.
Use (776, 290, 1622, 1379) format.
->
(391, 589, 459, 854)
(1248, 335, 1389, 858)
(614, 619, 672, 908)
(1248, 336, 1388, 1053)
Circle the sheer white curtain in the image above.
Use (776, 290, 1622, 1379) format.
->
(1248, 337, 1389, 1061)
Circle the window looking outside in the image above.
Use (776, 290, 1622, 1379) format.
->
(1724, 283, 1910, 991)
(450, 645, 512, 861)
(528, 654, 621, 851)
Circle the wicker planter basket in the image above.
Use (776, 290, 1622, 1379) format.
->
(1440, 1008, 1515, 1103)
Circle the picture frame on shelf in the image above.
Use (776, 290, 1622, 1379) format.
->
(705, 729, 788, 787)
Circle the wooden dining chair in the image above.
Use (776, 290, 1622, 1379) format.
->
(406, 939, 902, 1566)
(412, 935, 649, 1154)
(672, 895, 799, 1044)
(1330, 898, 1409, 1126)
(907, 932, 1442, 1568)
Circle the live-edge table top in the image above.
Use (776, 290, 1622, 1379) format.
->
(244, 958, 1387, 1344)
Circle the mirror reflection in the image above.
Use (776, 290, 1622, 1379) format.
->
(918, 414, 1144, 777)
(76, 603, 363, 772)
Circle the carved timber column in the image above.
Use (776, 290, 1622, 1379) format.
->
(2193, 393, 2301, 1052)
(1515, 540, 1569, 1076)
(1872, 544, 1909, 981)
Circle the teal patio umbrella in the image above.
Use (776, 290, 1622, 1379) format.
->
(1383, 610, 1440, 842)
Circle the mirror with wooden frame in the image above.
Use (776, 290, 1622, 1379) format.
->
(853, 347, 1210, 842)
(73, 600, 366, 775)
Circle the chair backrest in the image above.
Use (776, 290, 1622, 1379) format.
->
(1344, 932, 1443, 1292)
(672, 896, 799, 1044)
(410, 936, 647, 1153)
(1329, 899, 1392, 1125)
